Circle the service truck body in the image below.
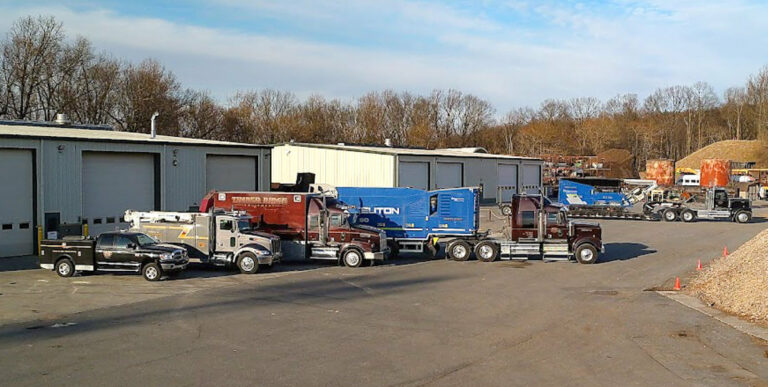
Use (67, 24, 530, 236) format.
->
(200, 191, 388, 267)
(335, 187, 483, 255)
(125, 210, 281, 274)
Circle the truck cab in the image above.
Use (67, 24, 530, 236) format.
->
(125, 210, 281, 274)
(463, 194, 603, 264)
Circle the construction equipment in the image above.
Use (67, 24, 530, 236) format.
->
(558, 178, 657, 219)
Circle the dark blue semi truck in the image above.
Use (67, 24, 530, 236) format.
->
(335, 187, 484, 258)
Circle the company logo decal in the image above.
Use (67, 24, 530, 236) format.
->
(360, 207, 400, 215)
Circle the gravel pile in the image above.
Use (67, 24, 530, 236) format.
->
(688, 229, 768, 323)
(676, 140, 768, 169)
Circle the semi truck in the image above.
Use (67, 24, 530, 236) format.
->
(650, 187, 752, 223)
(199, 191, 388, 267)
(40, 231, 189, 281)
(333, 186, 483, 257)
(125, 210, 282, 274)
(473, 194, 604, 264)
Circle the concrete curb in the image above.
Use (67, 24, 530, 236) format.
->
(657, 291, 768, 342)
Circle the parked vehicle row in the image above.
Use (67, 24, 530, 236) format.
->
(39, 184, 607, 280)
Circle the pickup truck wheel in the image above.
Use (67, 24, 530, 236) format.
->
(475, 241, 499, 262)
(662, 209, 677, 222)
(500, 205, 513, 216)
(142, 262, 163, 281)
(681, 209, 696, 223)
(447, 240, 471, 261)
(237, 252, 259, 274)
(735, 211, 752, 224)
(575, 244, 598, 264)
(55, 259, 75, 278)
(342, 249, 364, 268)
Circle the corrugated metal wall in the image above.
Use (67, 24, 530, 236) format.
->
(272, 144, 396, 187)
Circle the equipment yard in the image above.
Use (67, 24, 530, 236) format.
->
(1, 205, 768, 385)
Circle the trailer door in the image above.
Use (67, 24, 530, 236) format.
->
(436, 162, 463, 189)
(399, 161, 429, 190)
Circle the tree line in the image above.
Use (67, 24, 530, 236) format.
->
(2, 16, 768, 173)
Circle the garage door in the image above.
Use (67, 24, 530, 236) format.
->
(206, 155, 257, 192)
(436, 162, 463, 189)
(522, 164, 542, 194)
(398, 161, 429, 190)
(0, 149, 34, 257)
(83, 152, 156, 236)
(497, 164, 518, 202)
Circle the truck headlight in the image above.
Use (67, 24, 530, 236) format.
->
(160, 253, 173, 261)
(253, 249, 269, 256)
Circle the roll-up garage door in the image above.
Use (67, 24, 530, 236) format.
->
(436, 162, 463, 189)
(0, 149, 34, 257)
(497, 164, 518, 202)
(398, 161, 429, 190)
(206, 155, 257, 192)
(522, 164, 542, 194)
(83, 152, 156, 236)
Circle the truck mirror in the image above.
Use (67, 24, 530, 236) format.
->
(127, 243, 136, 250)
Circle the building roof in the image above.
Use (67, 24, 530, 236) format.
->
(0, 121, 270, 148)
(439, 147, 489, 154)
(277, 142, 540, 161)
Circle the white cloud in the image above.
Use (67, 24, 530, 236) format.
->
(0, 1, 767, 114)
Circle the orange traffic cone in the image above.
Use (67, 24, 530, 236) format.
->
(723, 246, 729, 258)
(673, 277, 681, 291)
(696, 259, 702, 271)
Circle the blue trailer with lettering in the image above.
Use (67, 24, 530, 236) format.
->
(335, 187, 484, 256)
(558, 178, 650, 219)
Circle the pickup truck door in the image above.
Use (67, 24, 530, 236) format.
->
(94, 234, 115, 265)
(110, 235, 142, 270)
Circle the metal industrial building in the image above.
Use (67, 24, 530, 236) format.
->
(272, 142, 544, 202)
(0, 120, 271, 258)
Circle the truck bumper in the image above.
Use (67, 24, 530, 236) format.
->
(364, 250, 388, 261)
(161, 262, 188, 271)
(257, 255, 276, 265)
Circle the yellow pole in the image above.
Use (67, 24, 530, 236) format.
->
(37, 226, 43, 255)
(83, 223, 89, 237)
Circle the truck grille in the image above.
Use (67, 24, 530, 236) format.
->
(271, 239, 281, 254)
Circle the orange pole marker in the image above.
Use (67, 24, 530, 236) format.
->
(696, 259, 702, 271)
(673, 277, 681, 291)
(723, 246, 728, 258)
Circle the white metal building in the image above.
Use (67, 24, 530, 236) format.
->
(272, 142, 543, 202)
(0, 120, 271, 258)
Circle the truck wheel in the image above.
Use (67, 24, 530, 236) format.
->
(237, 252, 259, 274)
(500, 205, 512, 216)
(662, 209, 677, 222)
(342, 249, 364, 268)
(681, 209, 696, 223)
(735, 211, 752, 224)
(55, 259, 75, 278)
(142, 262, 163, 281)
(447, 240, 471, 261)
(474, 241, 499, 262)
(574, 244, 598, 264)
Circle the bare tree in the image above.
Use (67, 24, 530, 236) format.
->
(724, 87, 747, 139)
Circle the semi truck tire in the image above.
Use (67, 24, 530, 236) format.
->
(681, 209, 696, 223)
(55, 258, 75, 278)
(735, 211, 752, 224)
(447, 240, 471, 261)
(342, 248, 364, 268)
(662, 209, 677, 222)
(142, 262, 163, 281)
(237, 252, 259, 274)
(474, 241, 499, 262)
(574, 244, 598, 264)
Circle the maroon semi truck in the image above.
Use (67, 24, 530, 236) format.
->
(446, 194, 604, 264)
(200, 191, 388, 267)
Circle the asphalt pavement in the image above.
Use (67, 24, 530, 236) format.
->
(1, 209, 767, 386)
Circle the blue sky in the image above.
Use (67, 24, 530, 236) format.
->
(2, 1, 768, 114)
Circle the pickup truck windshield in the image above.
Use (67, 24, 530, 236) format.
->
(238, 220, 251, 232)
(136, 234, 158, 246)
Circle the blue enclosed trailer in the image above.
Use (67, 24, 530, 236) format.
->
(335, 187, 484, 255)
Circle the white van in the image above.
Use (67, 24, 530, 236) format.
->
(677, 174, 700, 186)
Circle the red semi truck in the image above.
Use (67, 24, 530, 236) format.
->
(200, 191, 388, 267)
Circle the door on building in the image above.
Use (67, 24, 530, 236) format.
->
(398, 161, 429, 190)
(522, 164, 542, 194)
(82, 152, 157, 236)
(0, 149, 34, 257)
(436, 162, 463, 189)
(206, 155, 258, 192)
(497, 164, 518, 202)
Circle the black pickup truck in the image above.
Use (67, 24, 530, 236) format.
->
(40, 232, 189, 281)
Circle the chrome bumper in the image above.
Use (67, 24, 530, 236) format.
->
(257, 254, 276, 265)
(161, 262, 188, 271)
(364, 251, 387, 261)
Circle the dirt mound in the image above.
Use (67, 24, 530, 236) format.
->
(688, 229, 768, 323)
(594, 148, 635, 178)
(676, 140, 768, 169)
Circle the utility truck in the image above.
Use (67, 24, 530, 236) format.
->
(200, 191, 388, 267)
(125, 210, 281, 274)
(470, 194, 604, 264)
(333, 186, 483, 257)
